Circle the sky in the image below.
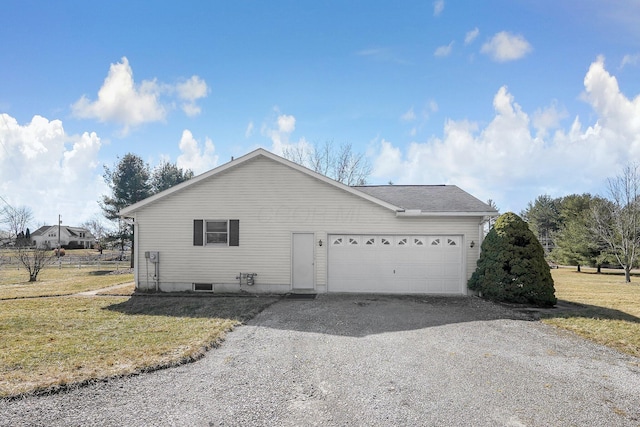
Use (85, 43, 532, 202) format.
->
(1, 0, 640, 228)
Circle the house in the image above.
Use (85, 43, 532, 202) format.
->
(31, 225, 96, 249)
(119, 149, 498, 294)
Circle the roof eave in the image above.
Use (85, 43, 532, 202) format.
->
(396, 211, 499, 217)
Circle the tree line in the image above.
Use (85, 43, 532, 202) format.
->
(522, 164, 640, 282)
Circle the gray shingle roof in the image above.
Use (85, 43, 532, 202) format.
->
(353, 185, 498, 214)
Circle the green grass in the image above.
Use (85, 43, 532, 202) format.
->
(543, 267, 640, 358)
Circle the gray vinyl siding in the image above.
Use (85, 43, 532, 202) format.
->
(132, 156, 483, 292)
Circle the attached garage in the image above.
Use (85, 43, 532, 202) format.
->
(328, 234, 464, 294)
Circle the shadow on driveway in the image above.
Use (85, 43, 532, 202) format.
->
(218, 294, 534, 337)
(104, 293, 640, 338)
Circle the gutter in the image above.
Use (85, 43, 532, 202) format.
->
(396, 210, 499, 217)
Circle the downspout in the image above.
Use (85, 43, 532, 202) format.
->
(133, 219, 139, 291)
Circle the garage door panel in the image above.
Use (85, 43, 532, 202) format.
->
(328, 234, 463, 294)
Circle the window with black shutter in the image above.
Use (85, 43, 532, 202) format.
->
(193, 219, 239, 246)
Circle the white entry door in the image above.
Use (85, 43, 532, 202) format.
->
(292, 233, 315, 290)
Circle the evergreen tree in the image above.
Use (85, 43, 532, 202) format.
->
(551, 194, 608, 272)
(520, 195, 561, 253)
(101, 153, 151, 221)
(101, 154, 151, 262)
(468, 212, 557, 307)
(151, 161, 194, 193)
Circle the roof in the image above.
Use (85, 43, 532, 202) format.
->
(354, 185, 498, 215)
(119, 148, 497, 218)
(31, 225, 95, 238)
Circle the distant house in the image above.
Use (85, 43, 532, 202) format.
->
(31, 225, 96, 249)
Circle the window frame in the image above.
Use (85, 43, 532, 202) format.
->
(193, 219, 239, 247)
(205, 220, 229, 245)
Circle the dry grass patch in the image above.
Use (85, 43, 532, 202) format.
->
(542, 267, 640, 357)
(0, 295, 277, 398)
(96, 282, 136, 296)
(0, 266, 133, 299)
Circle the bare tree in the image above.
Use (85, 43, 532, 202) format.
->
(591, 164, 640, 282)
(1, 205, 33, 242)
(283, 140, 372, 185)
(17, 244, 56, 282)
(82, 216, 112, 250)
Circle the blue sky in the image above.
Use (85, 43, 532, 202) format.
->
(1, 0, 640, 227)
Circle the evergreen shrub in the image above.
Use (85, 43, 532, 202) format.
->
(468, 212, 557, 307)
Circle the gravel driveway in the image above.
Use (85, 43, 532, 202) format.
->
(2, 295, 639, 426)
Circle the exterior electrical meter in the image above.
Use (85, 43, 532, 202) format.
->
(145, 251, 159, 263)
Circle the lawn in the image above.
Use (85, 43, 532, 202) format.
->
(0, 265, 133, 299)
(543, 267, 640, 358)
(0, 267, 278, 398)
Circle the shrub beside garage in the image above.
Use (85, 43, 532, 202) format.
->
(468, 212, 557, 307)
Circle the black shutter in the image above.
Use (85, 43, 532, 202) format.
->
(193, 220, 203, 246)
(229, 220, 239, 246)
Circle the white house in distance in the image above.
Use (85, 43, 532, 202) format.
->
(31, 225, 96, 249)
(119, 149, 498, 295)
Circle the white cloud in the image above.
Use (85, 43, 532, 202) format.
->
(620, 53, 640, 68)
(263, 114, 297, 155)
(464, 27, 479, 45)
(356, 47, 409, 64)
(433, 0, 444, 16)
(261, 113, 314, 158)
(371, 58, 640, 213)
(434, 41, 454, 57)
(0, 113, 105, 225)
(245, 121, 255, 138)
(176, 129, 219, 175)
(532, 101, 568, 137)
(72, 57, 209, 133)
(481, 31, 532, 62)
(401, 101, 439, 137)
(176, 75, 209, 116)
(277, 114, 296, 134)
(71, 57, 165, 133)
(401, 107, 416, 122)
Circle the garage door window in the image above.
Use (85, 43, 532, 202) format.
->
(349, 237, 359, 245)
(430, 238, 441, 246)
(365, 237, 375, 245)
(414, 237, 425, 246)
(381, 238, 391, 245)
(332, 237, 343, 245)
(447, 238, 459, 246)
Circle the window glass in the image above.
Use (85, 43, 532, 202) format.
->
(206, 220, 228, 244)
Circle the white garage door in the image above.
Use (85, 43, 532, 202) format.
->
(328, 235, 463, 294)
